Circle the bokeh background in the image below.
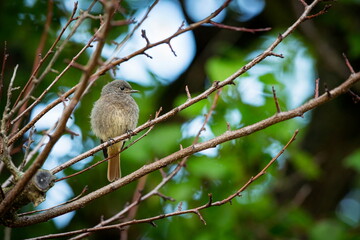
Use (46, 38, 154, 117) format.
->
(0, 0, 360, 239)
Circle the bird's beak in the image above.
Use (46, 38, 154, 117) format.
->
(127, 89, 140, 94)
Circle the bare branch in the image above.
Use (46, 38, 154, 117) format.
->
(185, 85, 192, 100)
(10, 1, 80, 123)
(1, 65, 19, 131)
(342, 53, 355, 74)
(0, 41, 9, 101)
(304, 4, 332, 21)
(272, 86, 282, 113)
(104, 0, 160, 65)
(298, 0, 308, 7)
(166, 38, 178, 57)
(193, 210, 207, 225)
(12, 70, 360, 227)
(28, 130, 299, 239)
(0, 0, 115, 218)
(268, 51, 284, 58)
(209, 20, 271, 33)
(314, 78, 320, 98)
(141, 29, 150, 46)
(348, 90, 360, 104)
(67, 90, 221, 240)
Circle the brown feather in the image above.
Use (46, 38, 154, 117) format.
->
(107, 142, 123, 182)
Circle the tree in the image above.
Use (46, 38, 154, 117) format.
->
(0, 0, 359, 239)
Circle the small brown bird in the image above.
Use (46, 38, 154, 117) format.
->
(90, 80, 139, 182)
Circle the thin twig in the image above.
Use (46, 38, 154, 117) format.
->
(305, 4, 332, 20)
(10, 32, 97, 127)
(209, 20, 271, 33)
(104, 0, 160, 65)
(20, 126, 36, 171)
(141, 29, 150, 46)
(342, 53, 355, 74)
(348, 90, 360, 104)
(185, 85, 192, 100)
(10, 2, 79, 123)
(314, 78, 320, 98)
(8, 1, 97, 142)
(268, 51, 284, 58)
(1, 65, 19, 130)
(55, 157, 109, 182)
(18, 186, 88, 216)
(0, 41, 9, 101)
(298, 0, 308, 7)
(272, 86, 281, 113)
(2, 124, 57, 188)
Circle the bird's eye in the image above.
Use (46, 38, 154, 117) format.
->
(120, 87, 125, 90)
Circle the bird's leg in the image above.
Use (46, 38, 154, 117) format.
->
(126, 129, 136, 139)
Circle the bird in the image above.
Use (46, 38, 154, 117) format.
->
(90, 80, 139, 182)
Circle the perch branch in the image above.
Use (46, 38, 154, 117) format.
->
(51, 0, 323, 175)
(11, 70, 360, 227)
(28, 130, 298, 239)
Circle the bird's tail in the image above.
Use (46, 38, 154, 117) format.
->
(107, 141, 123, 182)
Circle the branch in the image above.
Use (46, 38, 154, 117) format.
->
(28, 130, 299, 239)
(314, 78, 320, 98)
(50, 0, 323, 175)
(1, 65, 19, 133)
(104, 0, 160, 65)
(272, 86, 282, 113)
(49, 91, 221, 240)
(2, 0, 340, 227)
(342, 53, 355, 74)
(9, 2, 79, 126)
(52, 107, 161, 176)
(11, 70, 360, 227)
(95, 0, 232, 76)
(8, 1, 97, 143)
(209, 20, 271, 33)
(0, 41, 9, 101)
(0, 0, 333, 225)
(0, 0, 115, 218)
